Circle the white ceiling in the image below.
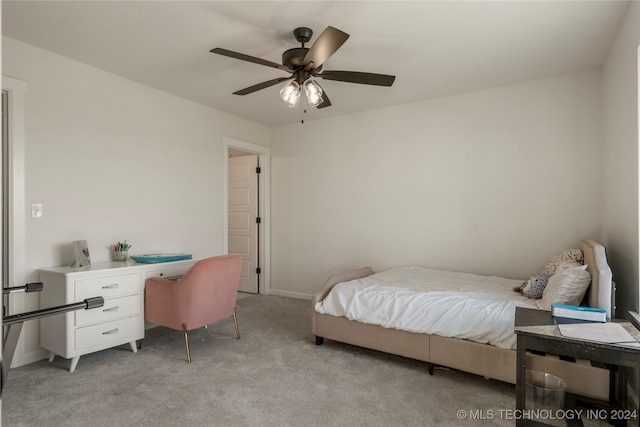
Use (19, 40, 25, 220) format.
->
(2, 1, 630, 127)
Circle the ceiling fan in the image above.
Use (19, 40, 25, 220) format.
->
(210, 26, 395, 109)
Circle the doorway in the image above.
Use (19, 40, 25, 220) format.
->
(2, 77, 26, 310)
(2, 90, 8, 293)
(223, 137, 271, 295)
(2, 76, 28, 366)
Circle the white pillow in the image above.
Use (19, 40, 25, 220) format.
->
(536, 261, 591, 310)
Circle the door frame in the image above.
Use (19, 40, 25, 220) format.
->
(222, 137, 270, 295)
(2, 75, 28, 366)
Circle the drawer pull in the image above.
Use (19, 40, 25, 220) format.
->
(103, 306, 119, 312)
(102, 328, 119, 335)
(102, 284, 119, 289)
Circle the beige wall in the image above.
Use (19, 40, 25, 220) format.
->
(271, 70, 604, 298)
(602, 0, 640, 403)
(603, 0, 640, 319)
(2, 37, 271, 365)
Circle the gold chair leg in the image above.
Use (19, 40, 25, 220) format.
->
(232, 307, 240, 340)
(182, 323, 191, 363)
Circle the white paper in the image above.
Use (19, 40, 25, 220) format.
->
(557, 322, 640, 347)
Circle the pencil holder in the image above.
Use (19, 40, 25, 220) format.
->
(114, 250, 128, 261)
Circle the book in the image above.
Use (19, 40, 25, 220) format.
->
(551, 303, 606, 322)
(129, 253, 192, 263)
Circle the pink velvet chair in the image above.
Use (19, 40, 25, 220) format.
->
(144, 254, 243, 363)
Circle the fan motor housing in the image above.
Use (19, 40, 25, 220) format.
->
(282, 48, 308, 68)
(282, 48, 323, 74)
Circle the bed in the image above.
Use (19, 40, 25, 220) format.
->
(311, 238, 614, 400)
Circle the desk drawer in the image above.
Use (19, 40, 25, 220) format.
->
(75, 316, 140, 351)
(75, 273, 139, 300)
(75, 294, 140, 327)
(145, 264, 194, 282)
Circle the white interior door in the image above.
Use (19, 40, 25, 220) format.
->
(228, 154, 259, 293)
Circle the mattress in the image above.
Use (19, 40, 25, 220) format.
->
(314, 266, 538, 349)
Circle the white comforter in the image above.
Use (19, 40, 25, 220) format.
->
(314, 266, 538, 349)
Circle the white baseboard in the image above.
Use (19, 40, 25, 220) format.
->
(268, 289, 312, 300)
(11, 348, 48, 368)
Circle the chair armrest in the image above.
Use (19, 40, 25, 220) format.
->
(144, 276, 184, 327)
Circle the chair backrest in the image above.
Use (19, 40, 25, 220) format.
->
(174, 254, 243, 329)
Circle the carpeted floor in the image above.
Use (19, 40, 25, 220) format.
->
(0, 295, 633, 426)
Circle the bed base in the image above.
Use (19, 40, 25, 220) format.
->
(311, 239, 614, 401)
(313, 312, 609, 400)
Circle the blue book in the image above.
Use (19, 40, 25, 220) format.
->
(551, 303, 606, 322)
(130, 253, 192, 264)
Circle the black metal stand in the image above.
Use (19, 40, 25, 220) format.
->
(2, 283, 104, 396)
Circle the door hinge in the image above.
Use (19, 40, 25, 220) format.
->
(256, 267, 261, 274)
(256, 166, 261, 174)
(256, 217, 261, 224)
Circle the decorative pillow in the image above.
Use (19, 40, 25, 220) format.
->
(536, 261, 591, 310)
(521, 274, 550, 299)
(540, 249, 584, 276)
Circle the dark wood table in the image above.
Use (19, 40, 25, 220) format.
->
(514, 307, 640, 427)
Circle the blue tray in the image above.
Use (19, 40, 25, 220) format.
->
(130, 253, 192, 263)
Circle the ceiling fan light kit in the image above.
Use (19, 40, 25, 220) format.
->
(303, 79, 324, 107)
(279, 78, 324, 109)
(279, 80, 301, 108)
(210, 25, 395, 115)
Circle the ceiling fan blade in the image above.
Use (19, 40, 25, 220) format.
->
(317, 91, 332, 109)
(303, 26, 349, 70)
(318, 70, 396, 86)
(210, 48, 293, 72)
(233, 77, 293, 95)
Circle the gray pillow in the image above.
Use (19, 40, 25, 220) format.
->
(521, 274, 551, 299)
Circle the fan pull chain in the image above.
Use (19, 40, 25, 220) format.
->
(301, 92, 307, 124)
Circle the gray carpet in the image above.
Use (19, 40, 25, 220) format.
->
(0, 295, 624, 426)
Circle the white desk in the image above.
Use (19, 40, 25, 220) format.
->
(39, 258, 200, 372)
